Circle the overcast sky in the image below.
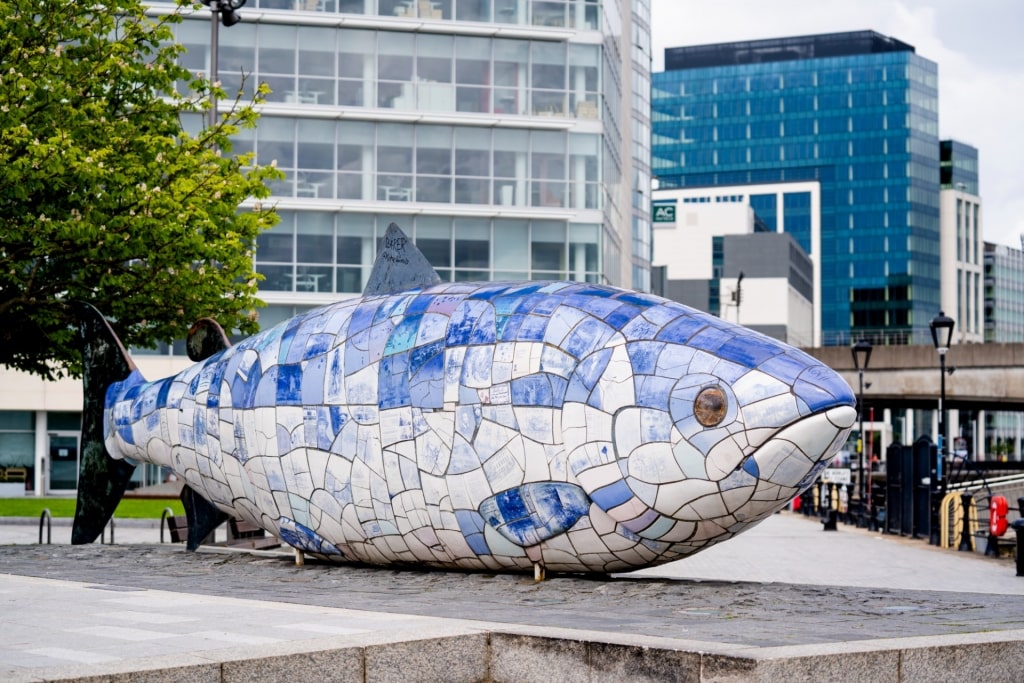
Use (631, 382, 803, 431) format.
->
(650, 0, 1024, 248)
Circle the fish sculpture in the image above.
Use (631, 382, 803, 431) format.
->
(73, 224, 856, 576)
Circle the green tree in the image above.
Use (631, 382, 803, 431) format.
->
(0, 0, 281, 379)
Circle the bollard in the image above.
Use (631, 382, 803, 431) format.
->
(958, 492, 974, 552)
(822, 508, 838, 531)
(985, 532, 1000, 557)
(801, 489, 814, 516)
(1012, 519, 1024, 578)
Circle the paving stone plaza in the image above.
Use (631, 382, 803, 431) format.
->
(2, 512, 1023, 681)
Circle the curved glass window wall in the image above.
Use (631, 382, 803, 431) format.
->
(174, 22, 601, 120)
(231, 118, 601, 208)
(256, 212, 602, 293)
(158, 0, 600, 29)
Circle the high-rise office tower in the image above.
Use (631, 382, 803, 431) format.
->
(652, 31, 940, 346)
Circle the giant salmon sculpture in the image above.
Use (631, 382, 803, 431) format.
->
(73, 224, 855, 576)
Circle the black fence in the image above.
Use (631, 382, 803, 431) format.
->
(884, 436, 936, 539)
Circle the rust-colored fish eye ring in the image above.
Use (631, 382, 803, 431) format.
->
(694, 386, 728, 427)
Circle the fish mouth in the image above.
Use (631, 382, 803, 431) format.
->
(741, 405, 857, 486)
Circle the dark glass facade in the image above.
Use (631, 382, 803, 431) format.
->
(940, 139, 979, 195)
(652, 31, 941, 345)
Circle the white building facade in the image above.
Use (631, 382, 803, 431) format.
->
(652, 182, 820, 346)
(939, 186, 984, 345)
(650, 188, 815, 347)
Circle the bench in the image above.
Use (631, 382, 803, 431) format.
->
(0, 467, 28, 482)
(227, 518, 281, 550)
(165, 515, 190, 544)
(164, 515, 280, 550)
(164, 515, 217, 546)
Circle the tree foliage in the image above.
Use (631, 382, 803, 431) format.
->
(0, 0, 281, 379)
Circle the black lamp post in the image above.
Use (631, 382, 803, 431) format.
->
(200, 0, 247, 129)
(851, 339, 872, 527)
(929, 311, 955, 545)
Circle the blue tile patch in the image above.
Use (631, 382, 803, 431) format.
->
(479, 483, 590, 547)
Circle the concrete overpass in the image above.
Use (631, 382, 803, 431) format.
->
(802, 343, 1024, 412)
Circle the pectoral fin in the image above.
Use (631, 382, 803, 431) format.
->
(180, 485, 229, 551)
(479, 482, 590, 547)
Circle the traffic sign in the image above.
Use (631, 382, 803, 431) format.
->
(822, 468, 851, 485)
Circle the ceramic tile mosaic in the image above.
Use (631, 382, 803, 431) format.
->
(98, 229, 856, 574)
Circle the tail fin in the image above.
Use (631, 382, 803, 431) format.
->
(71, 304, 138, 544)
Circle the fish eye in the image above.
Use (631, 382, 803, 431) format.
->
(694, 386, 728, 427)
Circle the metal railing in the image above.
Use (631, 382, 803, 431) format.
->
(38, 509, 51, 544)
(160, 507, 175, 543)
(100, 516, 115, 545)
(941, 480, 1024, 554)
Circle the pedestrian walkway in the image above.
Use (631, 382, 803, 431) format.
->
(2, 512, 1023, 682)
(6, 509, 1020, 594)
(633, 511, 1024, 595)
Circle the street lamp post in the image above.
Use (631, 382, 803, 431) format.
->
(200, 0, 246, 129)
(851, 339, 872, 528)
(929, 311, 955, 546)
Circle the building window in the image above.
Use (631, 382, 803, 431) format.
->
(176, 20, 600, 121)
(255, 213, 602, 293)
(0, 412, 33, 473)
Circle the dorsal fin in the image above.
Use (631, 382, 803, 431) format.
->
(186, 317, 231, 362)
(362, 223, 442, 297)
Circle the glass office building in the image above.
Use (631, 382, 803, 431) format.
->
(626, 0, 653, 290)
(652, 31, 940, 346)
(984, 242, 1024, 343)
(159, 0, 644, 330)
(982, 241, 1024, 459)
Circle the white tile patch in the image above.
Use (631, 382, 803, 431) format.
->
(27, 647, 121, 664)
(105, 594, 205, 609)
(96, 610, 198, 625)
(278, 622, 372, 636)
(66, 625, 176, 641)
(189, 630, 283, 645)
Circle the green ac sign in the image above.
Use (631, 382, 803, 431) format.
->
(652, 200, 676, 224)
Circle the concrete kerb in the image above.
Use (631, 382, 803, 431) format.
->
(3, 626, 491, 683)
(485, 626, 1024, 683)
(8, 621, 1024, 682)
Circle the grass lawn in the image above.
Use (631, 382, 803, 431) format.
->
(0, 497, 184, 519)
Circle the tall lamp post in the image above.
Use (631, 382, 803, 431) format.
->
(929, 311, 955, 546)
(851, 339, 872, 527)
(200, 0, 246, 129)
